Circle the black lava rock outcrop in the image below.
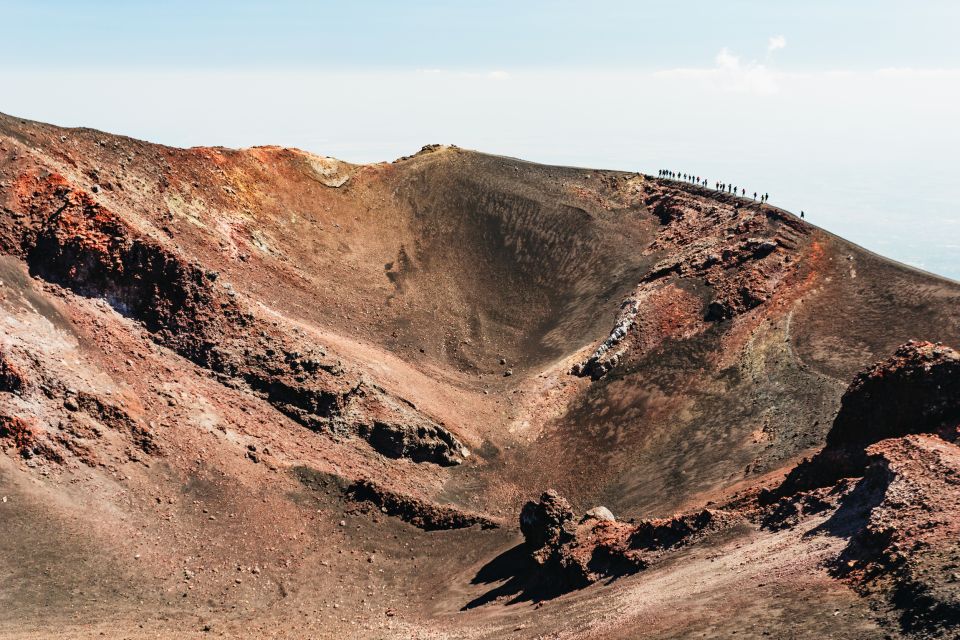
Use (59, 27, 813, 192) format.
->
(517, 491, 727, 593)
(767, 340, 960, 501)
(827, 340, 960, 447)
(520, 490, 574, 551)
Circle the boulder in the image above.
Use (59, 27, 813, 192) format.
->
(519, 489, 573, 549)
(0, 352, 27, 393)
(580, 506, 616, 523)
(827, 341, 960, 447)
(768, 341, 960, 501)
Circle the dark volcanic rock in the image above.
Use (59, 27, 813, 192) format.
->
(0, 414, 35, 453)
(516, 491, 729, 593)
(520, 490, 574, 550)
(358, 419, 469, 466)
(769, 341, 960, 499)
(827, 340, 960, 447)
(761, 343, 960, 632)
(11, 171, 466, 466)
(0, 352, 27, 393)
(824, 435, 960, 635)
(628, 509, 717, 550)
(347, 479, 497, 531)
(651, 195, 684, 225)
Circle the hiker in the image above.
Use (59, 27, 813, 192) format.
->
(801, 210, 805, 219)
(753, 192, 757, 200)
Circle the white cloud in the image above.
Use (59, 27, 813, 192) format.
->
(656, 47, 779, 95)
(715, 47, 740, 70)
(768, 35, 787, 52)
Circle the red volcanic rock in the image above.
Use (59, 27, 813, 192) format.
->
(13, 170, 468, 467)
(518, 491, 728, 590)
(0, 352, 27, 393)
(705, 270, 773, 321)
(760, 343, 960, 633)
(520, 490, 637, 589)
(0, 414, 60, 461)
(830, 435, 960, 633)
(573, 282, 705, 379)
(762, 349, 960, 632)
(828, 340, 960, 447)
(553, 518, 644, 588)
(575, 180, 804, 379)
(0, 414, 35, 453)
(770, 341, 960, 500)
(651, 195, 684, 225)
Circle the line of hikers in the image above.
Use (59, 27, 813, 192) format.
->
(657, 169, 770, 205)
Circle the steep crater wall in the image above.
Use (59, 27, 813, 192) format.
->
(390, 155, 658, 368)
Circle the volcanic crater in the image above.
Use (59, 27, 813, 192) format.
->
(1, 113, 959, 639)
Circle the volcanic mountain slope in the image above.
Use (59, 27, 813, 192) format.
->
(0, 111, 958, 639)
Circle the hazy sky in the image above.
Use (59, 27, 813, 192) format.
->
(2, 1, 958, 279)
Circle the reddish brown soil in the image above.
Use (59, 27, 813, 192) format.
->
(1, 112, 959, 638)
